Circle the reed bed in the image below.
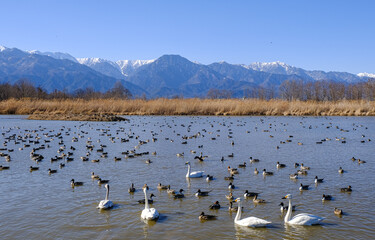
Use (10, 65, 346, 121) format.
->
(0, 98, 375, 119)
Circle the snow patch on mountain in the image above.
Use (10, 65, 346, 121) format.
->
(358, 72, 375, 78)
(0, 45, 7, 52)
(116, 59, 154, 76)
(28, 50, 78, 63)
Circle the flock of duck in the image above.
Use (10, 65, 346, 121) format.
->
(0, 116, 371, 232)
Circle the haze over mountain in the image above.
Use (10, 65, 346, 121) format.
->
(0, 45, 373, 98)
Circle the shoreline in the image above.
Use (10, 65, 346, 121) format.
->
(0, 98, 374, 120)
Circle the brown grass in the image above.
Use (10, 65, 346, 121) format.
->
(0, 98, 375, 118)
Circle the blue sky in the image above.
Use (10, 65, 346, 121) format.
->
(1, 0, 374, 74)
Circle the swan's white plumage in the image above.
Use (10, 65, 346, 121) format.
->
(283, 194, 324, 225)
(97, 184, 113, 209)
(234, 198, 271, 227)
(186, 162, 204, 178)
(141, 187, 159, 220)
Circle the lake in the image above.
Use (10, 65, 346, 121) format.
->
(0, 115, 374, 239)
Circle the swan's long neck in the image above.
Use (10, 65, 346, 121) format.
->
(285, 198, 292, 223)
(234, 201, 242, 223)
(105, 185, 109, 200)
(186, 164, 191, 177)
(144, 189, 149, 210)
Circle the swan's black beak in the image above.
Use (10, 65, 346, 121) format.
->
(282, 196, 286, 199)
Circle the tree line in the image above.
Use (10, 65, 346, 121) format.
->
(0, 79, 132, 101)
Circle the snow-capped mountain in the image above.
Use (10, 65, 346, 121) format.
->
(28, 50, 78, 63)
(77, 58, 124, 79)
(116, 59, 154, 76)
(358, 72, 375, 78)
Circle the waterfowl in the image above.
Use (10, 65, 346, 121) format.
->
(176, 152, 184, 157)
(226, 192, 234, 201)
(322, 194, 332, 201)
(282, 194, 324, 225)
(234, 198, 271, 227)
(206, 175, 214, 181)
(195, 189, 211, 197)
(300, 164, 310, 170)
(299, 183, 309, 191)
(294, 163, 300, 168)
(289, 173, 298, 179)
(276, 162, 286, 168)
(71, 179, 84, 187)
(97, 178, 109, 184)
(315, 176, 324, 183)
(224, 174, 235, 180)
(59, 163, 65, 168)
(357, 159, 366, 164)
(199, 212, 217, 220)
(228, 153, 234, 158)
(97, 184, 114, 209)
(340, 185, 352, 192)
(338, 167, 344, 174)
(30, 166, 39, 171)
(297, 170, 308, 175)
(351, 157, 356, 161)
(249, 157, 260, 163)
(167, 185, 176, 195)
(228, 182, 235, 189)
(279, 202, 296, 212)
(263, 169, 273, 176)
(48, 168, 57, 174)
(0, 165, 10, 170)
(157, 183, 168, 190)
(91, 172, 99, 179)
(334, 208, 343, 215)
(254, 168, 259, 174)
(238, 162, 247, 168)
(253, 195, 266, 203)
(174, 189, 185, 199)
(138, 193, 155, 204)
(228, 201, 240, 212)
(244, 190, 259, 198)
(209, 201, 221, 209)
(145, 159, 152, 164)
(141, 186, 159, 220)
(128, 183, 136, 193)
(185, 162, 204, 178)
(228, 166, 239, 174)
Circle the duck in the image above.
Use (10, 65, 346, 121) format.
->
(282, 194, 324, 225)
(228, 166, 239, 174)
(276, 162, 286, 168)
(228, 182, 235, 189)
(128, 183, 136, 193)
(97, 184, 114, 209)
(185, 162, 204, 178)
(253, 195, 266, 203)
(279, 202, 296, 212)
(238, 162, 247, 168)
(141, 185, 159, 220)
(357, 159, 366, 164)
(91, 172, 99, 179)
(228, 201, 239, 212)
(263, 169, 273, 176)
(224, 174, 235, 180)
(294, 163, 300, 168)
(289, 173, 298, 179)
(249, 157, 260, 163)
(71, 179, 84, 187)
(174, 189, 185, 199)
(30, 166, 39, 171)
(297, 170, 308, 175)
(195, 189, 211, 197)
(254, 168, 259, 174)
(338, 167, 344, 174)
(315, 176, 324, 183)
(48, 168, 57, 174)
(206, 175, 214, 181)
(138, 193, 155, 204)
(228, 153, 234, 158)
(300, 163, 310, 170)
(322, 194, 333, 201)
(0, 165, 10, 170)
(97, 178, 109, 185)
(157, 183, 168, 190)
(226, 192, 234, 201)
(209, 201, 221, 210)
(199, 212, 217, 220)
(299, 183, 309, 191)
(334, 208, 343, 215)
(167, 185, 176, 195)
(340, 185, 352, 192)
(234, 198, 271, 227)
(244, 190, 259, 198)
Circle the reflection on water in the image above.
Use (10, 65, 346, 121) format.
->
(0, 115, 374, 239)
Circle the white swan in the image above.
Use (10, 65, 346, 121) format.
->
(97, 184, 114, 209)
(282, 194, 324, 225)
(234, 198, 271, 227)
(141, 186, 159, 220)
(185, 161, 204, 178)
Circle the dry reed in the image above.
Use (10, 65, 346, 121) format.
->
(0, 98, 375, 118)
